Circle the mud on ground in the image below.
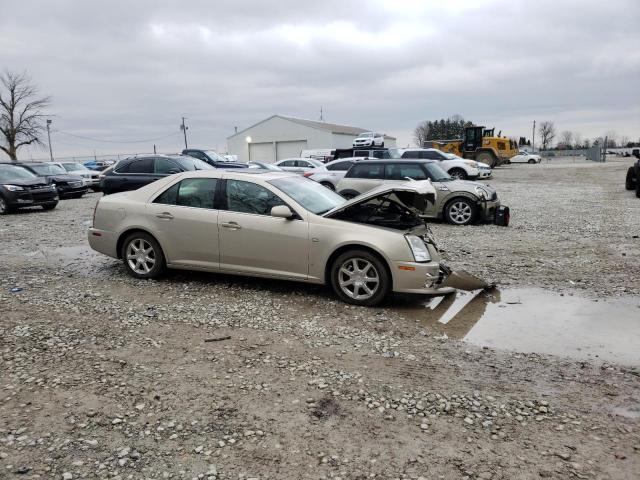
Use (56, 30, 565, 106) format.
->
(0, 157, 639, 479)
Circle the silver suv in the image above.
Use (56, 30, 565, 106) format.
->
(336, 160, 503, 226)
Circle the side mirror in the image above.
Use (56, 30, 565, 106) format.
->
(271, 205, 294, 219)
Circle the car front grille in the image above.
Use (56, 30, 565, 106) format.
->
(69, 181, 83, 188)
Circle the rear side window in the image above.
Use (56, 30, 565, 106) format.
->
(119, 158, 153, 173)
(353, 150, 369, 158)
(279, 160, 295, 167)
(384, 163, 427, 180)
(154, 158, 180, 174)
(327, 161, 353, 171)
(347, 163, 384, 179)
(154, 178, 217, 209)
(402, 151, 420, 159)
(422, 151, 444, 160)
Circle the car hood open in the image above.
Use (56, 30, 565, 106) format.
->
(322, 180, 437, 218)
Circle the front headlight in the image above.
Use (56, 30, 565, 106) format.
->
(464, 161, 477, 167)
(474, 186, 488, 199)
(3, 184, 25, 191)
(405, 235, 431, 262)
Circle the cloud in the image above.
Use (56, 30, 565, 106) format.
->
(1, 0, 638, 158)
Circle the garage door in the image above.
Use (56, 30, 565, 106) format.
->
(276, 140, 307, 161)
(249, 142, 274, 162)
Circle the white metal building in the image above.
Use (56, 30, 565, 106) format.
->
(227, 115, 396, 163)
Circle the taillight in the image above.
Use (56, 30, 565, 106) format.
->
(303, 172, 314, 178)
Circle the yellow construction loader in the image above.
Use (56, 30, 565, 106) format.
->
(425, 126, 518, 168)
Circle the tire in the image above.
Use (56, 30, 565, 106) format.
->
(0, 195, 15, 215)
(528, 159, 536, 164)
(42, 202, 58, 211)
(626, 167, 636, 190)
(339, 191, 357, 200)
(121, 232, 166, 279)
(448, 168, 468, 180)
(444, 197, 477, 225)
(330, 249, 390, 306)
(320, 181, 335, 191)
(636, 180, 640, 199)
(475, 151, 497, 168)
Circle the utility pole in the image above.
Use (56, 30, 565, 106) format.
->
(46, 119, 54, 161)
(181, 117, 189, 149)
(532, 120, 536, 152)
(320, 107, 324, 121)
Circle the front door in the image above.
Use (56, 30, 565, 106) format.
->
(383, 163, 436, 216)
(147, 177, 220, 269)
(218, 179, 309, 280)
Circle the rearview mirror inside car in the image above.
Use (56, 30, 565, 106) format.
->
(271, 205, 293, 219)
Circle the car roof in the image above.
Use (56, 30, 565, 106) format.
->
(351, 159, 435, 165)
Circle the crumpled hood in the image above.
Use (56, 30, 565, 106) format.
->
(444, 179, 496, 194)
(1, 177, 50, 188)
(323, 180, 437, 217)
(47, 174, 84, 183)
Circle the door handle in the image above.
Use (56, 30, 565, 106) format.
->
(156, 212, 174, 220)
(221, 221, 241, 230)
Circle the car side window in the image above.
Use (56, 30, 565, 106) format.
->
(225, 179, 285, 215)
(327, 161, 353, 171)
(154, 158, 180, 174)
(115, 161, 131, 173)
(154, 179, 217, 209)
(353, 150, 369, 158)
(127, 158, 153, 173)
(295, 160, 309, 168)
(384, 164, 427, 180)
(347, 163, 384, 179)
(402, 151, 420, 159)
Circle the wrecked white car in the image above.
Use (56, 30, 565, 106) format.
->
(88, 170, 487, 306)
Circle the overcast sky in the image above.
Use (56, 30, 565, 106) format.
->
(2, 0, 639, 159)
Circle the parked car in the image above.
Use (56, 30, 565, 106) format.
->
(336, 160, 505, 226)
(509, 151, 542, 164)
(84, 160, 116, 171)
(101, 154, 212, 195)
(304, 157, 373, 190)
(300, 149, 335, 162)
(17, 162, 88, 199)
(248, 162, 283, 171)
(182, 149, 248, 168)
(625, 153, 640, 198)
(0, 163, 58, 214)
(274, 158, 324, 174)
(55, 161, 101, 190)
(396, 148, 485, 180)
(88, 170, 487, 306)
(353, 132, 384, 148)
(333, 148, 391, 160)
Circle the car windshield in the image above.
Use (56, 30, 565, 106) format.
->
(0, 165, 37, 181)
(269, 176, 346, 215)
(28, 164, 66, 175)
(205, 150, 228, 162)
(62, 162, 89, 172)
(358, 133, 373, 138)
(175, 157, 214, 171)
(424, 162, 453, 182)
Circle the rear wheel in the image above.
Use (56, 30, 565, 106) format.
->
(626, 167, 636, 190)
(528, 159, 536, 164)
(0, 196, 15, 215)
(121, 232, 166, 279)
(475, 151, 496, 168)
(330, 249, 390, 306)
(339, 191, 357, 199)
(320, 181, 335, 191)
(448, 168, 467, 180)
(42, 202, 58, 211)
(444, 198, 477, 225)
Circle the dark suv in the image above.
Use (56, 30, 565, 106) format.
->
(17, 162, 88, 199)
(0, 163, 58, 214)
(625, 151, 640, 198)
(101, 154, 212, 195)
(182, 149, 247, 168)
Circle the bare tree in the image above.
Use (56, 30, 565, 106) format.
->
(414, 121, 429, 147)
(0, 71, 51, 161)
(559, 130, 573, 149)
(619, 135, 630, 148)
(572, 132, 582, 149)
(538, 121, 556, 150)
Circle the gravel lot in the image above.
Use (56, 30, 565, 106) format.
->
(1, 157, 639, 479)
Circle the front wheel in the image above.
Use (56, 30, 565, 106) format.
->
(528, 159, 537, 164)
(444, 198, 477, 225)
(121, 232, 166, 279)
(0, 196, 14, 215)
(448, 168, 468, 180)
(42, 202, 58, 211)
(626, 167, 636, 190)
(330, 250, 390, 306)
(339, 191, 357, 200)
(320, 181, 335, 191)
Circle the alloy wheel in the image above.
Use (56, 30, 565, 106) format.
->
(126, 238, 156, 275)
(338, 257, 380, 300)
(448, 201, 473, 224)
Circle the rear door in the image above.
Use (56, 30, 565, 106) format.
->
(146, 177, 220, 269)
(218, 179, 309, 279)
(340, 163, 385, 194)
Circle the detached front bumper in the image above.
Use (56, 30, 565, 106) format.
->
(478, 198, 501, 222)
(391, 261, 489, 295)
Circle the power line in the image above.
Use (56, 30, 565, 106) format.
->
(53, 129, 181, 144)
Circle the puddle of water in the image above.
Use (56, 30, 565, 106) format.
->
(397, 288, 640, 366)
